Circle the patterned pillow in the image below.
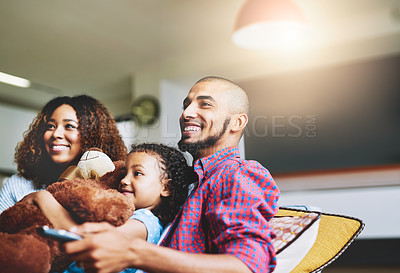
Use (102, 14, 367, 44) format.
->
(271, 212, 321, 273)
(272, 212, 321, 253)
(272, 207, 365, 273)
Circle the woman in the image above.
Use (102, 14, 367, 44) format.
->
(0, 95, 127, 213)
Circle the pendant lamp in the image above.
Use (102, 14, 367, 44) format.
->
(232, 0, 308, 49)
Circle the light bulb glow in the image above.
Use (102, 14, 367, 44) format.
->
(233, 21, 308, 50)
(0, 72, 31, 88)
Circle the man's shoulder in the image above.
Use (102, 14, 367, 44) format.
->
(221, 157, 267, 169)
(203, 147, 270, 176)
(214, 158, 271, 180)
(243, 159, 266, 168)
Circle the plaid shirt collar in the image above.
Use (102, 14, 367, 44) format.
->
(193, 146, 240, 185)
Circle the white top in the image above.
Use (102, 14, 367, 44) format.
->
(0, 174, 42, 214)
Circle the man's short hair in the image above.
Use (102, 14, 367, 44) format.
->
(196, 76, 249, 116)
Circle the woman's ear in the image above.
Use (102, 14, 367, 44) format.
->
(160, 179, 171, 197)
(231, 113, 248, 133)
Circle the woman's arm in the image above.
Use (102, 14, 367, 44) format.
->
(21, 191, 77, 230)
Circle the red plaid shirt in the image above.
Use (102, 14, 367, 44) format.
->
(161, 147, 280, 272)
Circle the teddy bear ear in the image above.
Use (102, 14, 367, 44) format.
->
(78, 149, 115, 178)
(87, 170, 100, 180)
(58, 166, 86, 181)
(87, 147, 103, 153)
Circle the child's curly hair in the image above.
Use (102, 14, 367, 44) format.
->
(129, 143, 196, 225)
(15, 95, 127, 189)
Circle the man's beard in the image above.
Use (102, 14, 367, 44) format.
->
(178, 117, 230, 157)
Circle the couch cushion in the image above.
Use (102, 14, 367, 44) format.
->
(272, 211, 321, 273)
(273, 207, 365, 273)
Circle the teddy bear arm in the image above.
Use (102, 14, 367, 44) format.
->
(53, 186, 135, 226)
(0, 202, 52, 234)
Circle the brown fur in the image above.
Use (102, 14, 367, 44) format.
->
(0, 161, 135, 273)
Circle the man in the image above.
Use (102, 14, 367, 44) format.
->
(65, 76, 280, 273)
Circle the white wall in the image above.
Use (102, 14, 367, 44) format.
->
(278, 186, 400, 239)
(160, 80, 186, 147)
(0, 103, 36, 173)
(116, 120, 136, 150)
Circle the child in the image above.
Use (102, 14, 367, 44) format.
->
(33, 143, 194, 273)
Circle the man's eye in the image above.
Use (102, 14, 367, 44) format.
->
(201, 102, 212, 107)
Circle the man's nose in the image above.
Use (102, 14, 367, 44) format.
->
(182, 104, 197, 119)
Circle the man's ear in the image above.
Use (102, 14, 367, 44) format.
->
(160, 179, 171, 197)
(231, 113, 248, 133)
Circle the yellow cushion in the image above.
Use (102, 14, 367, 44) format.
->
(275, 207, 365, 273)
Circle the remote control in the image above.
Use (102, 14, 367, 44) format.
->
(37, 226, 82, 242)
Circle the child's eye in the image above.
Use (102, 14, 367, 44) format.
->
(134, 171, 143, 176)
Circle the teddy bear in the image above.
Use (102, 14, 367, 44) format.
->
(0, 148, 135, 273)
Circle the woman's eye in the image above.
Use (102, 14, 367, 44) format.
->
(65, 123, 77, 129)
(45, 124, 55, 130)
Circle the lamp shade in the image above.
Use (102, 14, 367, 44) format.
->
(233, 0, 308, 49)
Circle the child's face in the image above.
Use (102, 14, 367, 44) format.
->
(119, 152, 169, 210)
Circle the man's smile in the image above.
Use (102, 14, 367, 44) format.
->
(183, 126, 201, 132)
(181, 122, 202, 136)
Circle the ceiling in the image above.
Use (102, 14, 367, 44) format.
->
(1, 0, 400, 113)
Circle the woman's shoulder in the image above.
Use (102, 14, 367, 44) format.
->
(2, 174, 36, 192)
(0, 174, 37, 213)
(5, 174, 33, 184)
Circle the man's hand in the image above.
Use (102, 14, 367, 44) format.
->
(65, 223, 142, 273)
(64, 225, 252, 273)
(69, 222, 115, 236)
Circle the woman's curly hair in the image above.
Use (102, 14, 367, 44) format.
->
(15, 95, 127, 189)
(129, 143, 196, 225)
